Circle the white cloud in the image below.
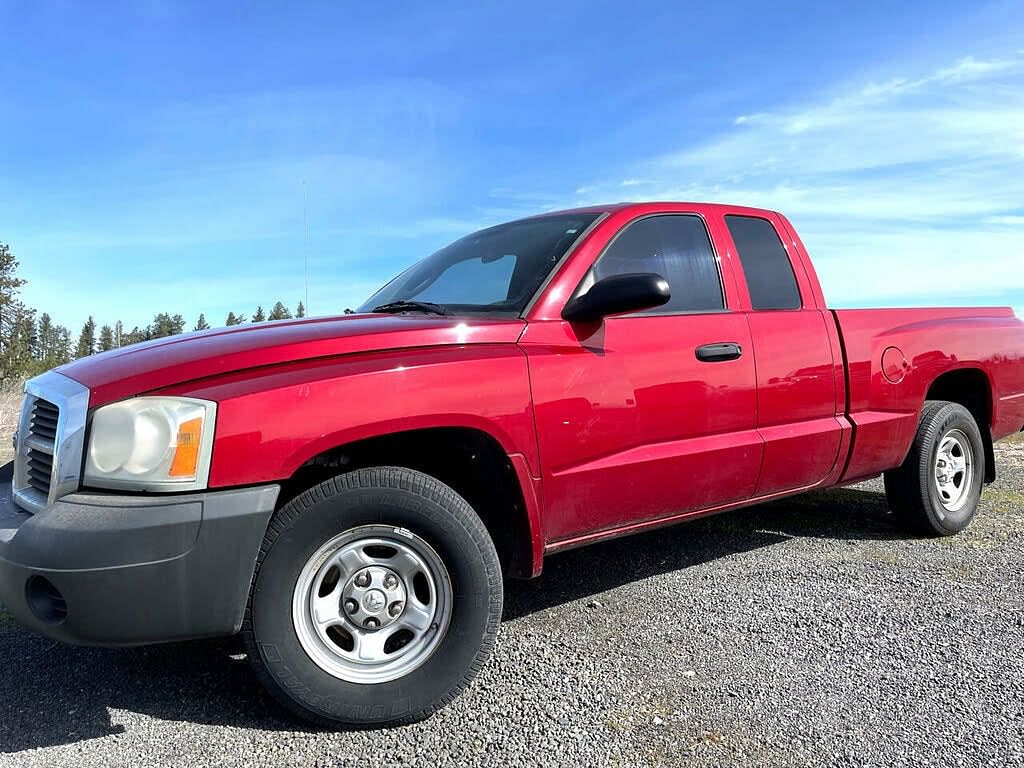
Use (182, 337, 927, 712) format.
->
(984, 215, 1024, 226)
(800, 226, 1024, 306)
(568, 51, 1024, 309)
(663, 53, 1023, 209)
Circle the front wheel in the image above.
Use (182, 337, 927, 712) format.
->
(884, 400, 986, 536)
(242, 467, 503, 727)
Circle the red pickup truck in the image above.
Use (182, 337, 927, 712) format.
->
(3, 202, 1023, 726)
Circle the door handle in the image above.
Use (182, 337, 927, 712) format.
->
(695, 342, 743, 362)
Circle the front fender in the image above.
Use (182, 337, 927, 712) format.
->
(157, 345, 540, 487)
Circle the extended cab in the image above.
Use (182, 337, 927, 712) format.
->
(2, 202, 1023, 726)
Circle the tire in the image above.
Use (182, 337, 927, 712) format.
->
(883, 400, 986, 536)
(242, 467, 503, 728)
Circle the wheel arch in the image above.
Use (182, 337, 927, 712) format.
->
(278, 426, 543, 578)
(925, 367, 996, 483)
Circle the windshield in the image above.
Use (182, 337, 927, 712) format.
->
(358, 212, 601, 315)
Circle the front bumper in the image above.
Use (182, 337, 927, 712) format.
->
(0, 470, 278, 646)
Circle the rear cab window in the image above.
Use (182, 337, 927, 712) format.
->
(724, 215, 802, 310)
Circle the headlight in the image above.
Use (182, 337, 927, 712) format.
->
(84, 397, 217, 491)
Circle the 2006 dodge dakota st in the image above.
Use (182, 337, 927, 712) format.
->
(3, 202, 1023, 726)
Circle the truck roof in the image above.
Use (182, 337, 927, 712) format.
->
(530, 201, 782, 219)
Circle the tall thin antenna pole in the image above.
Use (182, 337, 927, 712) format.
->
(303, 180, 310, 314)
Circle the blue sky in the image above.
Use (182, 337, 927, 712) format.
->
(1, 1, 1022, 331)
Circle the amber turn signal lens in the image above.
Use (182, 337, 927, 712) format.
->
(168, 417, 204, 477)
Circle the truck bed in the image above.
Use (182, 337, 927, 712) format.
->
(832, 306, 1024, 481)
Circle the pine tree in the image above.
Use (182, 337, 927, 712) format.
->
(75, 316, 96, 358)
(0, 243, 29, 380)
(252, 306, 266, 322)
(151, 313, 171, 338)
(225, 312, 246, 326)
(0, 243, 26, 331)
(35, 313, 72, 369)
(123, 326, 149, 346)
(296, 301, 306, 318)
(3, 308, 36, 378)
(150, 312, 185, 339)
(37, 312, 54, 361)
(268, 301, 292, 321)
(52, 325, 72, 366)
(194, 313, 210, 331)
(98, 324, 114, 352)
(23, 311, 38, 358)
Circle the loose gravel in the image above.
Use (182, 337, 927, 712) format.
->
(2, 436, 1023, 767)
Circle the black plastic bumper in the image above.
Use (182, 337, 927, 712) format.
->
(0, 475, 278, 646)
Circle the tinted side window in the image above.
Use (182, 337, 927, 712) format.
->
(725, 216, 801, 310)
(590, 215, 724, 313)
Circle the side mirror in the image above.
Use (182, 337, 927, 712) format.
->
(562, 273, 671, 322)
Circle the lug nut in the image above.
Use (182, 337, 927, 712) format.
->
(365, 617, 380, 629)
(354, 571, 371, 587)
(383, 573, 398, 589)
(388, 601, 403, 617)
(344, 599, 358, 614)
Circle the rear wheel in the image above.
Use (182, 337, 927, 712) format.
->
(883, 400, 985, 536)
(243, 467, 503, 727)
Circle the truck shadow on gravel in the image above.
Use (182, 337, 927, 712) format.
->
(0, 486, 900, 751)
(503, 486, 899, 619)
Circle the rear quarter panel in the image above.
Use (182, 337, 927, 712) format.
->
(834, 307, 1024, 480)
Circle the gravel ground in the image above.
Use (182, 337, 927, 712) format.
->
(1, 435, 1022, 767)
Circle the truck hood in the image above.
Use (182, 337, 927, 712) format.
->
(59, 313, 527, 406)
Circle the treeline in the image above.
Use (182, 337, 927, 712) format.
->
(1, 242, 305, 385)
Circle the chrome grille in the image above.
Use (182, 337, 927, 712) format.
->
(26, 431, 56, 497)
(15, 394, 60, 503)
(12, 372, 90, 514)
(30, 398, 60, 442)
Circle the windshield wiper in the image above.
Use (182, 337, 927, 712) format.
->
(371, 300, 451, 316)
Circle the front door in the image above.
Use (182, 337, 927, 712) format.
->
(521, 213, 761, 544)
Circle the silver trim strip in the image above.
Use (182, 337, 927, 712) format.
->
(13, 371, 90, 514)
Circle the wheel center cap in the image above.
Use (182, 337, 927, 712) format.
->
(362, 589, 387, 614)
(341, 565, 408, 631)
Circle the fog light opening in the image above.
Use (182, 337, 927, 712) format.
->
(25, 576, 68, 625)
